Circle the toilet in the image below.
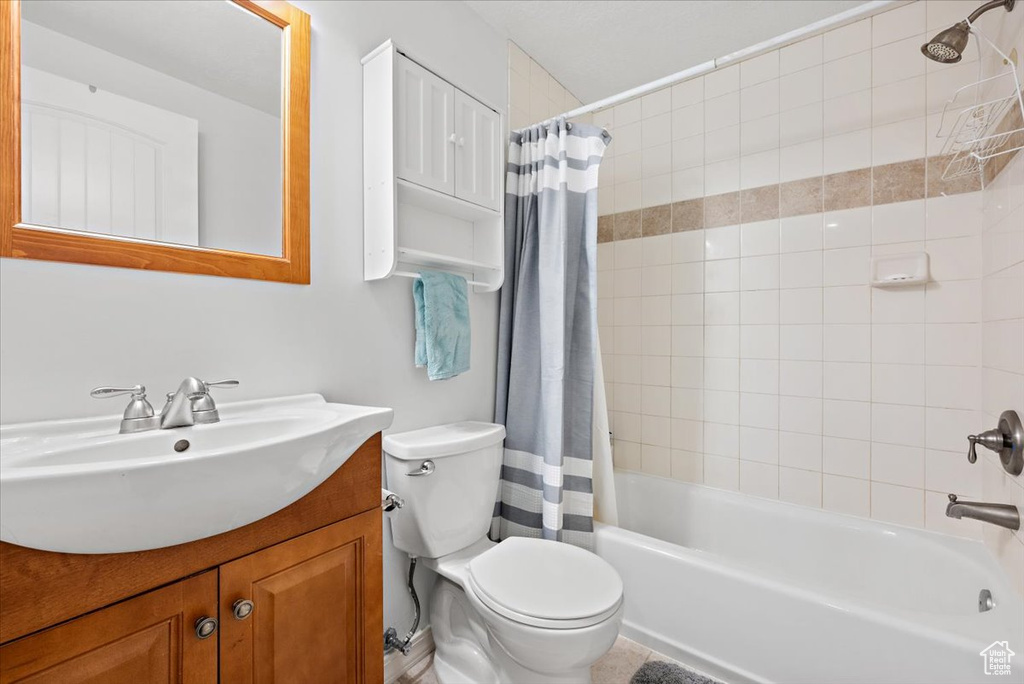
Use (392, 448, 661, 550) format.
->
(384, 422, 624, 684)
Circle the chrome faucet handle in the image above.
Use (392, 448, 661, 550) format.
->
(91, 385, 147, 399)
(190, 379, 239, 424)
(91, 385, 159, 434)
(204, 380, 239, 390)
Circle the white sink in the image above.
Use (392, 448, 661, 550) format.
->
(0, 394, 393, 554)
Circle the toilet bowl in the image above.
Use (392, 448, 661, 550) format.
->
(384, 422, 623, 684)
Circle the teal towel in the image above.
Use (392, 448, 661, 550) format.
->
(413, 270, 470, 380)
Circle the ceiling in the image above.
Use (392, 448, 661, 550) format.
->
(464, 0, 871, 103)
(21, 0, 282, 115)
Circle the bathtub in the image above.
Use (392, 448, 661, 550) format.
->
(594, 471, 1024, 684)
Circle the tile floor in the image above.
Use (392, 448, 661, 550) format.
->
(396, 636, 717, 684)
(592, 637, 715, 684)
(395, 653, 438, 684)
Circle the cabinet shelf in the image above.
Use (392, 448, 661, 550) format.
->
(397, 247, 499, 272)
(397, 179, 499, 223)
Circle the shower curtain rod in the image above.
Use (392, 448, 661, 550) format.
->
(530, 0, 907, 128)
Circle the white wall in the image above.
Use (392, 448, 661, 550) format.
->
(21, 21, 282, 256)
(0, 0, 507, 640)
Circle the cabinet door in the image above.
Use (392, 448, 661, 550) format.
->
(0, 571, 217, 684)
(219, 509, 383, 684)
(454, 90, 501, 211)
(395, 55, 455, 195)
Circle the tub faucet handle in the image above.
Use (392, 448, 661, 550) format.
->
(967, 435, 979, 463)
(965, 410, 1023, 475)
(967, 430, 1002, 464)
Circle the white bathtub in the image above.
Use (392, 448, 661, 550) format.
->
(595, 471, 1024, 684)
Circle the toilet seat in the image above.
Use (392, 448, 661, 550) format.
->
(465, 537, 623, 630)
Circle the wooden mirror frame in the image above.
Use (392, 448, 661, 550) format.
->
(0, 0, 310, 284)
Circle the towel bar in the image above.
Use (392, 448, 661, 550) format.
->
(393, 270, 488, 288)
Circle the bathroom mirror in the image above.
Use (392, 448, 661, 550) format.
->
(0, 0, 310, 283)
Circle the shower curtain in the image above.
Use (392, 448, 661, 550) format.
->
(492, 119, 611, 550)
(592, 332, 618, 526)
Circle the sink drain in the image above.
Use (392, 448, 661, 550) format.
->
(174, 439, 190, 453)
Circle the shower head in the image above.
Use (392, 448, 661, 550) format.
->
(921, 21, 971, 63)
(921, 0, 1015, 63)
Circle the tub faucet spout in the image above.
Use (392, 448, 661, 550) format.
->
(946, 494, 1020, 531)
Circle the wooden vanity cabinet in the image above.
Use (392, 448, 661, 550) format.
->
(0, 571, 219, 684)
(0, 435, 384, 684)
(219, 510, 381, 684)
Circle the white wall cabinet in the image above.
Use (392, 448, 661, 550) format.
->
(454, 90, 501, 211)
(363, 41, 504, 292)
(395, 57, 455, 196)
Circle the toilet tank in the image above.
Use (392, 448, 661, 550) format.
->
(384, 422, 505, 558)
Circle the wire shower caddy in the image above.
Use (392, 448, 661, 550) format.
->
(934, 24, 1024, 181)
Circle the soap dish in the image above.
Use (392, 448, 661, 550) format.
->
(870, 252, 929, 288)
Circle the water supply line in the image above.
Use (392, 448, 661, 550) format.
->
(383, 555, 420, 656)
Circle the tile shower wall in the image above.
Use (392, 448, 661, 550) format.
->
(979, 5, 1024, 593)
(592, 0, 1011, 538)
(508, 41, 583, 131)
(982, 151, 1024, 593)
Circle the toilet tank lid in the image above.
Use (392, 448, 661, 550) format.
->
(383, 422, 505, 460)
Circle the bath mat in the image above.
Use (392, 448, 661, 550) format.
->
(630, 660, 717, 684)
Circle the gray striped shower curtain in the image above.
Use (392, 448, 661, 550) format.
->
(492, 119, 611, 549)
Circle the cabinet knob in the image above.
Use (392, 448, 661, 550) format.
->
(194, 616, 218, 639)
(457, 137, 465, 147)
(232, 599, 255, 620)
(448, 133, 457, 144)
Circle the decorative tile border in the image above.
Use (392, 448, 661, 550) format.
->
(705, 192, 740, 227)
(780, 177, 821, 217)
(596, 149, 1011, 243)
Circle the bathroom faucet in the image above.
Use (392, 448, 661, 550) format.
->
(160, 378, 239, 429)
(946, 494, 1020, 531)
(91, 378, 238, 433)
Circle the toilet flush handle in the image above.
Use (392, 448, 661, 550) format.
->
(406, 460, 435, 477)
